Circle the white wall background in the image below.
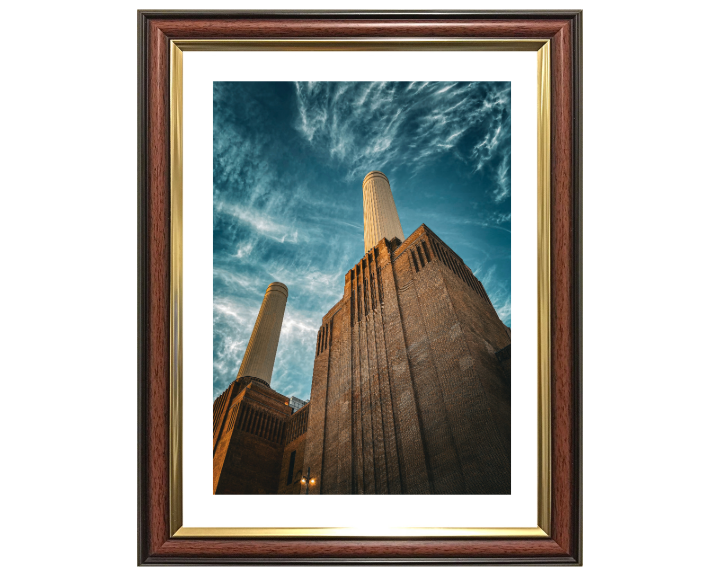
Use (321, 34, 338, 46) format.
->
(2, 0, 718, 573)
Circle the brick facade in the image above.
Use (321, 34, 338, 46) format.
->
(304, 225, 511, 494)
(213, 376, 292, 494)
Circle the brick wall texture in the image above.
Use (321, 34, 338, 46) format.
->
(277, 404, 310, 495)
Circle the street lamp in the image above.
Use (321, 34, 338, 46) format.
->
(299, 466, 316, 495)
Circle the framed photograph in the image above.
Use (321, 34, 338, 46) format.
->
(138, 10, 582, 565)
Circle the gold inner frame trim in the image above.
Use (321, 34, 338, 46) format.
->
(174, 526, 549, 539)
(169, 38, 551, 539)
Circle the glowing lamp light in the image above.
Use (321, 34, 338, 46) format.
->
(300, 467, 316, 494)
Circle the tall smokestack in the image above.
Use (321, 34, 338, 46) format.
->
(362, 171, 405, 253)
(236, 282, 288, 387)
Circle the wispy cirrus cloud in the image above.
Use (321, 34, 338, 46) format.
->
(491, 154, 511, 203)
(473, 264, 511, 327)
(293, 81, 511, 188)
(214, 82, 511, 399)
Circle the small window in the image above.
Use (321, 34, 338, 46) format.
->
(287, 451, 297, 486)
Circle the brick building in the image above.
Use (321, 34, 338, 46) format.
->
(212, 375, 310, 495)
(213, 172, 510, 495)
(213, 375, 294, 494)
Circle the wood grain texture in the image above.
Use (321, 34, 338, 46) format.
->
(550, 20, 575, 557)
(149, 18, 570, 39)
(138, 10, 582, 565)
(147, 18, 171, 558)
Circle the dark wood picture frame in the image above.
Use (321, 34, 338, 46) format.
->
(138, 10, 582, 565)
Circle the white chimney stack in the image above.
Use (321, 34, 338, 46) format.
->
(362, 171, 405, 253)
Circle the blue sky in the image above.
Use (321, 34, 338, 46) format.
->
(213, 81, 511, 401)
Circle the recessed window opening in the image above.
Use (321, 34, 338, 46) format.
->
(410, 250, 419, 272)
(287, 451, 296, 486)
(422, 240, 431, 262)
